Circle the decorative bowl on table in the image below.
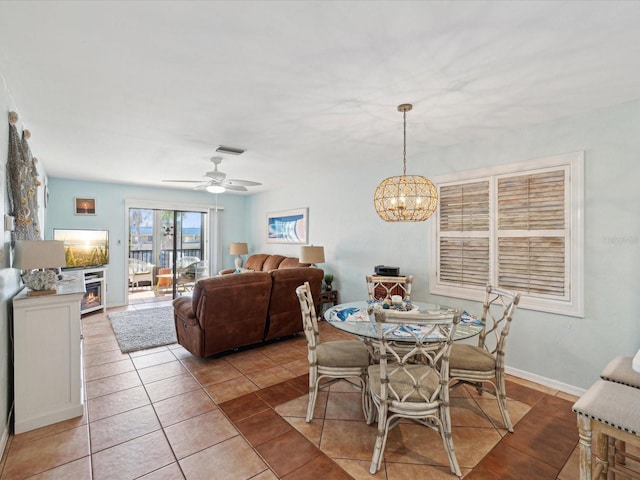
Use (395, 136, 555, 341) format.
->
(370, 299, 419, 314)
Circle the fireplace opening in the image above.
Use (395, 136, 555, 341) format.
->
(82, 282, 102, 312)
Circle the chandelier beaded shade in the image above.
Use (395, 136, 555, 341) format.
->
(374, 104, 438, 222)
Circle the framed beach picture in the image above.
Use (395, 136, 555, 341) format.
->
(74, 197, 96, 215)
(267, 208, 308, 244)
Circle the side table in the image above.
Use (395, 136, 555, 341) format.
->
(317, 290, 339, 317)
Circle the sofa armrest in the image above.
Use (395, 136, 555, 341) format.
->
(173, 297, 198, 326)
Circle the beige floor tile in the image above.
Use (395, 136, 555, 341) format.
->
(87, 385, 150, 422)
(506, 374, 559, 395)
(86, 370, 142, 400)
(275, 392, 328, 420)
(281, 358, 310, 376)
(250, 470, 278, 480)
(131, 350, 178, 370)
(474, 396, 531, 432)
(153, 389, 218, 428)
(558, 444, 581, 480)
(91, 430, 175, 480)
(137, 462, 185, 479)
(83, 349, 130, 368)
(144, 373, 201, 403)
(137, 360, 188, 384)
(84, 358, 135, 382)
(2, 425, 90, 479)
(333, 458, 387, 479)
(450, 396, 495, 428)
(204, 375, 260, 404)
(83, 339, 120, 356)
(245, 365, 296, 388)
(189, 359, 244, 386)
(225, 350, 279, 374)
(27, 456, 92, 479)
(556, 390, 580, 402)
(385, 462, 468, 479)
(319, 419, 376, 461)
(282, 416, 324, 447)
(129, 345, 173, 358)
(325, 391, 367, 421)
(164, 410, 239, 459)
(12, 407, 88, 446)
(90, 405, 161, 452)
(179, 436, 268, 480)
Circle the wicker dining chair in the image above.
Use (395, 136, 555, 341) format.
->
(366, 275, 413, 301)
(296, 282, 371, 422)
(368, 309, 462, 477)
(448, 284, 521, 432)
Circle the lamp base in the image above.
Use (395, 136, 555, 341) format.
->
(27, 289, 57, 296)
(234, 256, 243, 271)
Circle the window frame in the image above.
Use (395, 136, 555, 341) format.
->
(429, 151, 584, 317)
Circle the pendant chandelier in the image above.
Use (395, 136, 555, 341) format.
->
(373, 104, 438, 222)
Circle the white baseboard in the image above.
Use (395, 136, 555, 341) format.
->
(506, 366, 587, 397)
(0, 404, 12, 462)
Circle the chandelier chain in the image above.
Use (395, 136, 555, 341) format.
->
(402, 109, 407, 176)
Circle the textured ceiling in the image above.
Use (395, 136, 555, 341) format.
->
(1, 1, 640, 193)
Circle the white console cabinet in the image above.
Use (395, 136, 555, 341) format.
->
(12, 271, 85, 434)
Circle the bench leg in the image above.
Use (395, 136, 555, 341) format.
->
(577, 415, 593, 480)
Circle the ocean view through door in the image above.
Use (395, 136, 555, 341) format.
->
(128, 208, 207, 302)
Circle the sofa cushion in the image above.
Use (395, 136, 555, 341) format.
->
(263, 255, 286, 271)
(244, 254, 270, 272)
(279, 257, 310, 269)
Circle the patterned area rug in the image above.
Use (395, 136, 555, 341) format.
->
(108, 306, 177, 354)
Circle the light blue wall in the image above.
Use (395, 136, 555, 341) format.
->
(248, 99, 640, 392)
(45, 179, 248, 307)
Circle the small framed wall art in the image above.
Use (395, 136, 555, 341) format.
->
(267, 208, 308, 244)
(74, 197, 96, 215)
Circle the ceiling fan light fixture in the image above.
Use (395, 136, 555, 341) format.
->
(215, 145, 245, 155)
(373, 104, 438, 222)
(206, 185, 226, 194)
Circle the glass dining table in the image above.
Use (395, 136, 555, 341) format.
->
(323, 300, 483, 342)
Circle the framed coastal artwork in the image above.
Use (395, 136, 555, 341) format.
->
(267, 208, 308, 244)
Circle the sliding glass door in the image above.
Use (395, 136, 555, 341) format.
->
(129, 208, 208, 299)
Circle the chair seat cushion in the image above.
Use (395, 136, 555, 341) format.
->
(368, 363, 440, 403)
(573, 379, 640, 435)
(450, 344, 495, 372)
(316, 341, 370, 368)
(600, 356, 640, 389)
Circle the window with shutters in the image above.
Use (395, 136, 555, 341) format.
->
(429, 152, 584, 317)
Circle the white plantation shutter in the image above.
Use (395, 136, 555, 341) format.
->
(439, 182, 490, 287)
(430, 152, 584, 317)
(497, 169, 567, 298)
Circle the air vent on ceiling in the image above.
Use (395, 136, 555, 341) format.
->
(215, 145, 245, 155)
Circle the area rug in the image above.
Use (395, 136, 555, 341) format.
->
(108, 306, 177, 354)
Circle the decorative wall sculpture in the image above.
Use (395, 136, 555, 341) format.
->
(7, 111, 41, 241)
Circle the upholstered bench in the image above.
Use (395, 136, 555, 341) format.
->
(573, 379, 640, 479)
(601, 355, 640, 388)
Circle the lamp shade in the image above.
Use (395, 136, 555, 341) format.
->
(14, 240, 66, 270)
(300, 245, 325, 264)
(229, 242, 248, 256)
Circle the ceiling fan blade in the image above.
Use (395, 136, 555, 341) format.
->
(224, 179, 262, 187)
(224, 184, 248, 192)
(205, 170, 226, 181)
(162, 179, 202, 183)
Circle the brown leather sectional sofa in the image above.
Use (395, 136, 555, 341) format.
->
(173, 256, 323, 357)
(218, 253, 311, 275)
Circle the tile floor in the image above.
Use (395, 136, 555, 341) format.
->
(0, 297, 582, 479)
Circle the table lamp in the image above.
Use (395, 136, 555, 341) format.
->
(13, 240, 66, 295)
(229, 242, 248, 272)
(300, 245, 325, 267)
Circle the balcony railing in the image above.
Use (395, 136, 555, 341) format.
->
(129, 249, 202, 269)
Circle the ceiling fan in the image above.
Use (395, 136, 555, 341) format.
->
(163, 157, 262, 193)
